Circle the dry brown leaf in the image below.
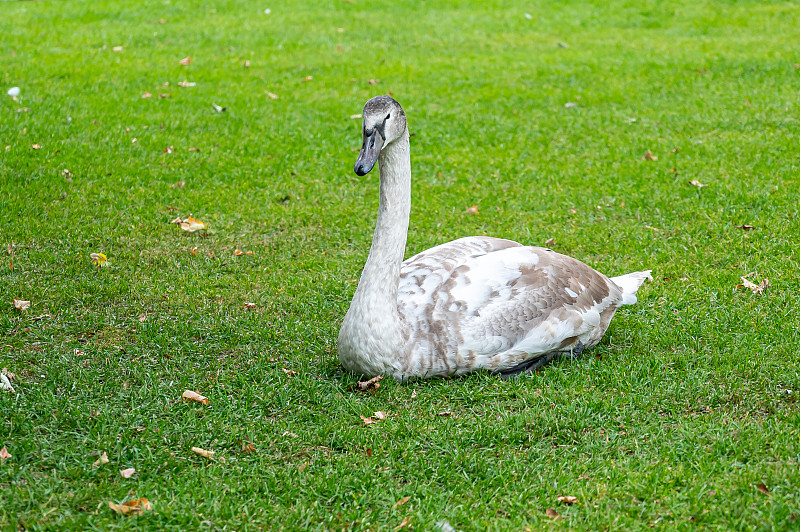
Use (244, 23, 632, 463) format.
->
(191, 446, 214, 459)
(179, 56, 191, 65)
(163, 146, 173, 154)
(32, 144, 41, 150)
(233, 249, 244, 256)
(298, 462, 308, 472)
(739, 276, 769, 295)
(301, 75, 313, 82)
(170, 181, 185, 189)
(138, 313, 148, 322)
(366, 448, 373, 457)
(368, 79, 379, 85)
(159, 93, 171, 99)
(241, 443, 256, 453)
(120, 467, 136, 479)
(245, 250, 255, 255)
(736, 224, 754, 230)
(757, 482, 770, 495)
(267, 92, 279, 100)
(0, 446, 11, 461)
(188, 147, 199, 152)
(438, 411, 452, 416)
(182, 390, 209, 405)
(545, 238, 556, 247)
(357, 375, 383, 391)
(12, 299, 30, 311)
(569, 208, 577, 215)
(93, 452, 109, 467)
(466, 205, 479, 214)
(141, 92, 152, 99)
(360, 415, 377, 425)
(642, 150, 657, 160)
(392, 496, 410, 509)
(108, 498, 152, 516)
(395, 517, 411, 531)
(545, 508, 561, 519)
(243, 302, 257, 309)
(374, 411, 387, 420)
(282, 368, 298, 376)
(190, 247, 199, 255)
(557, 495, 578, 505)
(689, 179, 707, 188)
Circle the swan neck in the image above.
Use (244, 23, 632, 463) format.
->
(356, 128, 411, 312)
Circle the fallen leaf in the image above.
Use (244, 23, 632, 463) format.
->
(545, 508, 561, 519)
(368, 79, 379, 85)
(301, 76, 313, 82)
(32, 144, 41, 150)
(395, 517, 411, 530)
(177, 80, 196, 87)
(689, 179, 707, 188)
(466, 205, 479, 214)
(241, 443, 256, 453)
(233, 249, 244, 256)
(108, 498, 152, 516)
(298, 462, 308, 472)
(267, 92, 279, 100)
(438, 411, 452, 416)
(90, 252, 108, 267)
(366, 448, 373, 457)
(545, 238, 556, 246)
(188, 147, 199, 152)
(739, 276, 769, 295)
(12, 299, 30, 311)
(736, 224, 754, 230)
(569, 208, 577, 214)
(112, 46, 124, 52)
(557, 495, 578, 505)
(0, 446, 10, 461)
(182, 390, 209, 405)
(282, 368, 298, 376)
(190, 247, 199, 255)
(159, 93, 171, 99)
(373, 411, 387, 420)
(360, 415, 377, 425)
(243, 302, 257, 309)
(392, 496, 410, 509)
(191, 446, 214, 459)
(172, 216, 206, 232)
(578, 475, 590, 480)
(93, 452, 110, 467)
(170, 181, 185, 189)
(120, 467, 136, 479)
(410, 390, 417, 399)
(141, 92, 152, 99)
(179, 56, 191, 65)
(757, 482, 770, 495)
(357, 375, 383, 391)
(245, 250, 255, 255)
(642, 150, 657, 160)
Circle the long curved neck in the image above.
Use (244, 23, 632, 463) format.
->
(352, 128, 411, 315)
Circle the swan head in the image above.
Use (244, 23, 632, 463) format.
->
(354, 95, 407, 176)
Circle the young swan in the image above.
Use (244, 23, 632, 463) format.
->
(338, 95, 651, 381)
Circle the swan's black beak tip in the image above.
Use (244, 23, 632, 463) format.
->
(354, 164, 370, 176)
(353, 129, 384, 177)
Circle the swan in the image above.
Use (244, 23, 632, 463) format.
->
(338, 95, 651, 381)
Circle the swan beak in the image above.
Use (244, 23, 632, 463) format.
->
(354, 129, 384, 176)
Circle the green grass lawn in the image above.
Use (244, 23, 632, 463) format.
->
(2, 0, 800, 529)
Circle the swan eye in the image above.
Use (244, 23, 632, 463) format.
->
(386, 113, 391, 120)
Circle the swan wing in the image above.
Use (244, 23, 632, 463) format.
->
(398, 238, 627, 376)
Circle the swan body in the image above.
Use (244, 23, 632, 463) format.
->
(338, 96, 650, 381)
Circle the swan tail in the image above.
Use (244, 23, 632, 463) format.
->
(610, 270, 652, 306)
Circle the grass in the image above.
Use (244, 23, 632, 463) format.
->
(2, 0, 800, 529)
